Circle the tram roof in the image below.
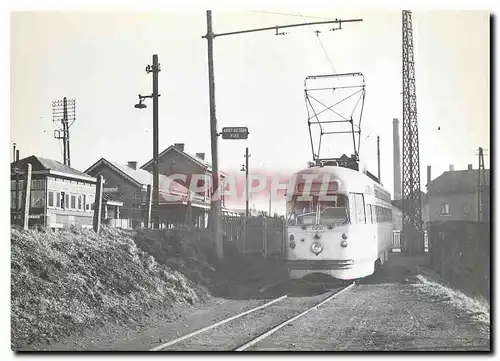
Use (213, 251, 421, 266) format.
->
(291, 165, 388, 196)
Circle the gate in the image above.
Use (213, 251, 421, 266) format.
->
(221, 213, 285, 258)
(392, 230, 401, 252)
(392, 230, 428, 253)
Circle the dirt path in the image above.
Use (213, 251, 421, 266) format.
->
(248, 281, 489, 351)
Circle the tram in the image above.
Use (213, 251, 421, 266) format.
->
(285, 163, 393, 280)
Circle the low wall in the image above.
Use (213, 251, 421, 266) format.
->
(428, 220, 490, 300)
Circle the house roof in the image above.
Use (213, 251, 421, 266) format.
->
(427, 169, 490, 195)
(11, 155, 96, 182)
(84, 158, 191, 196)
(140, 144, 227, 177)
(102, 193, 124, 206)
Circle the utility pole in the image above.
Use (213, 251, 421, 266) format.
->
(93, 175, 104, 234)
(244, 147, 250, 217)
(52, 97, 76, 167)
(202, 11, 362, 261)
(151, 54, 160, 229)
(269, 192, 272, 217)
(12, 144, 20, 225)
(205, 10, 223, 261)
(477, 147, 488, 221)
(135, 54, 161, 229)
(377, 135, 381, 183)
(21, 163, 32, 230)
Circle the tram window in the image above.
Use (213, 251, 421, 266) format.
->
(318, 195, 349, 224)
(287, 196, 318, 225)
(366, 204, 373, 223)
(354, 194, 365, 224)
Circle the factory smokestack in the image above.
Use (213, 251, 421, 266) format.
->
(393, 118, 402, 200)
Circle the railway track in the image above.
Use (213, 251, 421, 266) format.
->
(149, 281, 356, 351)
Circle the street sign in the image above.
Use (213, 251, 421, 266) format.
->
(221, 126, 249, 140)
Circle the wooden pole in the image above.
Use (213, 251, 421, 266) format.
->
(263, 218, 268, 258)
(21, 163, 32, 230)
(93, 175, 104, 234)
(145, 184, 152, 228)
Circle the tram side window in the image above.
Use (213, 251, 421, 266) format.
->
(353, 194, 365, 224)
(367, 204, 373, 223)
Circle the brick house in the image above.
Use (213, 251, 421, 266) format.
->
(426, 164, 490, 222)
(85, 158, 208, 228)
(11, 155, 99, 229)
(141, 143, 227, 205)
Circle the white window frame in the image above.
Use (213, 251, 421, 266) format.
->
(440, 203, 450, 216)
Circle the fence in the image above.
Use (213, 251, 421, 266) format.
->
(105, 218, 130, 229)
(392, 230, 428, 253)
(222, 214, 285, 258)
(427, 220, 490, 300)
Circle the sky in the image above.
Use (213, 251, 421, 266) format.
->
(10, 9, 490, 214)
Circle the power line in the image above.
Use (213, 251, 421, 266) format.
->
(297, 12, 337, 73)
(316, 34, 337, 73)
(248, 10, 337, 21)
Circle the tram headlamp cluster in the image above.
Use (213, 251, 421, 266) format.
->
(289, 240, 296, 249)
(311, 242, 323, 255)
(341, 233, 348, 240)
(341, 240, 348, 248)
(289, 234, 295, 241)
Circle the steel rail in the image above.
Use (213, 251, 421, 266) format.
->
(234, 282, 356, 351)
(149, 294, 288, 351)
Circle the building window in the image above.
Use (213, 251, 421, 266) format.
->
(30, 190, 45, 208)
(56, 192, 61, 208)
(71, 195, 76, 209)
(48, 191, 54, 207)
(78, 195, 82, 210)
(440, 203, 450, 216)
(83, 195, 87, 211)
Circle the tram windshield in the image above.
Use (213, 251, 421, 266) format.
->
(287, 195, 349, 225)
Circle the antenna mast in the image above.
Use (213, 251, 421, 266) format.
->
(52, 97, 76, 167)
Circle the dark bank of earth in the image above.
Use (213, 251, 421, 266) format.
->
(11, 226, 287, 350)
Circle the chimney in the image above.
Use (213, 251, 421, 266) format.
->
(196, 152, 205, 160)
(427, 165, 431, 185)
(393, 118, 402, 200)
(449, 164, 454, 171)
(468, 164, 473, 171)
(127, 161, 138, 170)
(174, 143, 185, 152)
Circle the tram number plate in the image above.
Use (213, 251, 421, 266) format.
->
(311, 225, 325, 230)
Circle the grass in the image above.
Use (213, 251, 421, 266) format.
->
(413, 274, 490, 326)
(11, 225, 212, 350)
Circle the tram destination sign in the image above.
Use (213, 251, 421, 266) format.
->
(221, 126, 249, 140)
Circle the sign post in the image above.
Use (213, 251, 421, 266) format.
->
(221, 127, 249, 140)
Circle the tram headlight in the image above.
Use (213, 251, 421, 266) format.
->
(341, 233, 348, 240)
(289, 234, 295, 241)
(311, 242, 323, 255)
(289, 240, 296, 249)
(341, 240, 348, 248)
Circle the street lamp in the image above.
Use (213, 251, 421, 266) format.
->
(135, 54, 161, 229)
